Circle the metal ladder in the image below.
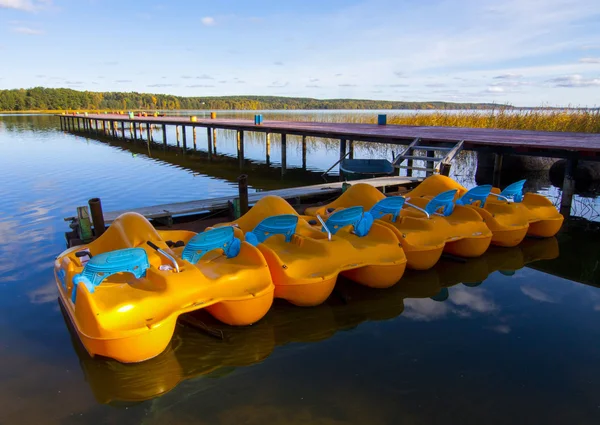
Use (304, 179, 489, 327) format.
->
(392, 138, 464, 176)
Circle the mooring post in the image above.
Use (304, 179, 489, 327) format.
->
(302, 135, 307, 170)
(237, 174, 249, 216)
(206, 127, 213, 159)
(348, 140, 354, 159)
(492, 153, 503, 187)
(88, 197, 106, 238)
(237, 130, 244, 168)
(193, 127, 197, 150)
(162, 124, 167, 149)
(266, 133, 271, 165)
(339, 139, 347, 181)
(560, 157, 578, 217)
(281, 133, 288, 176)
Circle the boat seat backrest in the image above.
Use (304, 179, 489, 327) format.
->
(425, 189, 458, 217)
(245, 214, 298, 246)
(71, 247, 150, 302)
(369, 196, 406, 223)
(182, 226, 241, 264)
(456, 185, 492, 208)
(325, 206, 374, 237)
(497, 179, 526, 202)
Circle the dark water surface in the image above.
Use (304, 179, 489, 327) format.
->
(1, 114, 599, 425)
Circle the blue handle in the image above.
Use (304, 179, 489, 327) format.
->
(456, 185, 492, 208)
(369, 196, 405, 223)
(71, 247, 150, 303)
(425, 189, 457, 217)
(182, 226, 241, 264)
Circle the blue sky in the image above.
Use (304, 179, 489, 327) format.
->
(1, 0, 600, 106)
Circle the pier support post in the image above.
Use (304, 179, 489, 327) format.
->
(129, 123, 134, 139)
(302, 136, 307, 170)
(206, 127, 213, 159)
(426, 150, 435, 177)
(176, 126, 180, 147)
(182, 126, 187, 154)
(560, 157, 578, 217)
(162, 124, 167, 149)
(238, 174, 249, 216)
(281, 133, 287, 176)
(77, 118, 81, 132)
(193, 127, 197, 150)
(237, 130, 244, 169)
(348, 140, 354, 160)
(492, 153, 503, 187)
(339, 139, 347, 181)
(212, 128, 217, 153)
(111, 121, 116, 138)
(266, 133, 271, 165)
(120, 121, 126, 140)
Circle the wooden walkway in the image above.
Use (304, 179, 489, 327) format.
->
(101, 176, 418, 223)
(62, 113, 600, 158)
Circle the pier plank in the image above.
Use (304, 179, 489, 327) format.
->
(102, 176, 418, 223)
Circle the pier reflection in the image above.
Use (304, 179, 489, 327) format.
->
(67, 236, 558, 405)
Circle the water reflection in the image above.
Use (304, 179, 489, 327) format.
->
(71, 237, 558, 405)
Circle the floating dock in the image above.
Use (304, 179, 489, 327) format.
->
(58, 112, 600, 216)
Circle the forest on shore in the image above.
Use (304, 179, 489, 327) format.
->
(0, 87, 507, 111)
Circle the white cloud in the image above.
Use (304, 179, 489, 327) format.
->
(521, 285, 557, 303)
(494, 73, 523, 79)
(201, 16, 216, 26)
(0, 0, 49, 12)
(487, 86, 505, 92)
(546, 74, 600, 87)
(579, 57, 600, 63)
(11, 26, 43, 35)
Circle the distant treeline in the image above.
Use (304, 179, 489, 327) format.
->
(0, 87, 507, 111)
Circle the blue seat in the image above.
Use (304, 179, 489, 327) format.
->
(71, 247, 150, 302)
(245, 214, 298, 246)
(369, 196, 405, 223)
(497, 179, 526, 202)
(325, 206, 374, 237)
(456, 185, 492, 208)
(425, 189, 458, 217)
(182, 226, 241, 264)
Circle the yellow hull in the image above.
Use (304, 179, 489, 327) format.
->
(55, 212, 274, 363)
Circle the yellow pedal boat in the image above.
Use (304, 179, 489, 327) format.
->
(217, 195, 407, 306)
(305, 183, 493, 269)
(406, 175, 563, 241)
(54, 212, 274, 363)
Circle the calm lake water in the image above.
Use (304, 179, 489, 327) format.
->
(1, 112, 599, 425)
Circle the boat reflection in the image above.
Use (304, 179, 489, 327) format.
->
(67, 236, 558, 405)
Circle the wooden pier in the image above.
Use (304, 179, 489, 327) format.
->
(58, 112, 600, 216)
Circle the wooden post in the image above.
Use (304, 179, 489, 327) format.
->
(146, 123, 151, 144)
(492, 153, 503, 187)
(281, 133, 287, 176)
(237, 130, 244, 168)
(182, 126, 187, 154)
(348, 140, 354, 159)
(339, 139, 347, 181)
(206, 127, 213, 159)
(77, 118, 81, 131)
(560, 158, 578, 217)
(238, 174, 249, 216)
(439, 162, 451, 177)
(406, 158, 413, 177)
(111, 121, 116, 138)
(426, 150, 435, 176)
(212, 128, 217, 153)
(149, 124, 153, 142)
(193, 127, 197, 150)
(162, 124, 167, 149)
(130, 123, 134, 139)
(301, 136, 307, 170)
(120, 121, 126, 140)
(266, 133, 271, 165)
(176, 125, 180, 147)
